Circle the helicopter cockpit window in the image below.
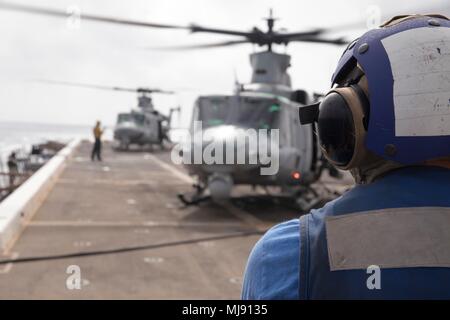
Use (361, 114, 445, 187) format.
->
(198, 98, 229, 128)
(233, 98, 280, 130)
(117, 113, 132, 123)
(198, 97, 279, 130)
(133, 114, 146, 126)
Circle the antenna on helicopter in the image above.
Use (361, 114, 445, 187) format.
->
(264, 8, 277, 51)
(233, 69, 244, 94)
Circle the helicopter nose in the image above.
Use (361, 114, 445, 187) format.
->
(207, 173, 233, 200)
(114, 122, 141, 139)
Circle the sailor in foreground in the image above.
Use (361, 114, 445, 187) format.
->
(242, 14, 450, 299)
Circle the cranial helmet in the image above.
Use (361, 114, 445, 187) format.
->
(300, 14, 450, 181)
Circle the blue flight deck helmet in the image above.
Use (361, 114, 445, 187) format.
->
(300, 15, 450, 169)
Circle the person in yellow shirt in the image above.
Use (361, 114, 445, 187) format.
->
(91, 121, 103, 161)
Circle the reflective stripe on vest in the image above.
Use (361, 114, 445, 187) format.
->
(326, 207, 450, 271)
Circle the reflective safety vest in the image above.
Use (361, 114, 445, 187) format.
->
(299, 166, 450, 299)
(93, 126, 103, 140)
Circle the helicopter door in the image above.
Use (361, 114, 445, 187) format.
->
(290, 105, 316, 179)
(189, 101, 200, 133)
(277, 101, 290, 147)
(146, 115, 160, 143)
(157, 118, 163, 142)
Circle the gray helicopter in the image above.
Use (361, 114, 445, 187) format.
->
(36, 80, 180, 150)
(157, 11, 348, 206)
(0, 3, 346, 207)
(113, 87, 180, 151)
(115, 90, 178, 151)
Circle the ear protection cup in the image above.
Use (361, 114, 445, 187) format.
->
(317, 92, 356, 167)
(315, 80, 370, 169)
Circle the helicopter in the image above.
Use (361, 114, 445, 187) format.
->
(167, 11, 348, 207)
(0, 3, 349, 208)
(35, 80, 180, 151)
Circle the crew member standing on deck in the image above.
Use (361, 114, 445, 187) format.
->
(242, 14, 450, 299)
(91, 121, 103, 161)
(7, 151, 18, 188)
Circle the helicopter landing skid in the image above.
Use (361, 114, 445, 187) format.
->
(294, 182, 345, 212)
(177, 184, 211, 206)
(294, 186, 322, 212)
(177, 182, 345, 211)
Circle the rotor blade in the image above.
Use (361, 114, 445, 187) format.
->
(35, 80, 176, 95)
(271, 29, 348, 45)
(137, 88, 175, 94)
(291, 37, 349, 45)
(274, 29, 326, 41)
(0, 1, 356, 48)
(188, 24, 254, 37)
(0, 2, 187, 30)
(147, 39, 250, 50)
(33, 79, 138, 92)
(0, 2, 258, 43)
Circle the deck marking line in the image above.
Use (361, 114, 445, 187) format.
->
(0, 252, 19, 274)
(218, 201, 268, 232)
(144, 154, 195, 184)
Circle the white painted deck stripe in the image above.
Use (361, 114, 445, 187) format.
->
(0, 252, 19, 274)
(144, 154, 195, 184)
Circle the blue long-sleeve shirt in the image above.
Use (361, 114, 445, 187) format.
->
(241, 219, 300, 299)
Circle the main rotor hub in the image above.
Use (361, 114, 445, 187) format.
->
(138, 94, 154, 110)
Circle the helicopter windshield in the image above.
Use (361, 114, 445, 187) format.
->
(198, 97, 229, 127)
(198, 96, 280, 130)
(133, 113, 145, 126)
(117, 113, 131, 123)
(117, 113, 145, 126)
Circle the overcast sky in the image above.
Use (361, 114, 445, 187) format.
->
(0, 0, 448, 128)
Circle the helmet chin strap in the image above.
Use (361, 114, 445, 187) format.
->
(350, 151, 404, 184)
(351, 156, 450, 185)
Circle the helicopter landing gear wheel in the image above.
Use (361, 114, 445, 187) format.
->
(177, 183, 211, 206)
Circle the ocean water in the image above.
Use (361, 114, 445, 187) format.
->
(0, 121, 92, 169)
